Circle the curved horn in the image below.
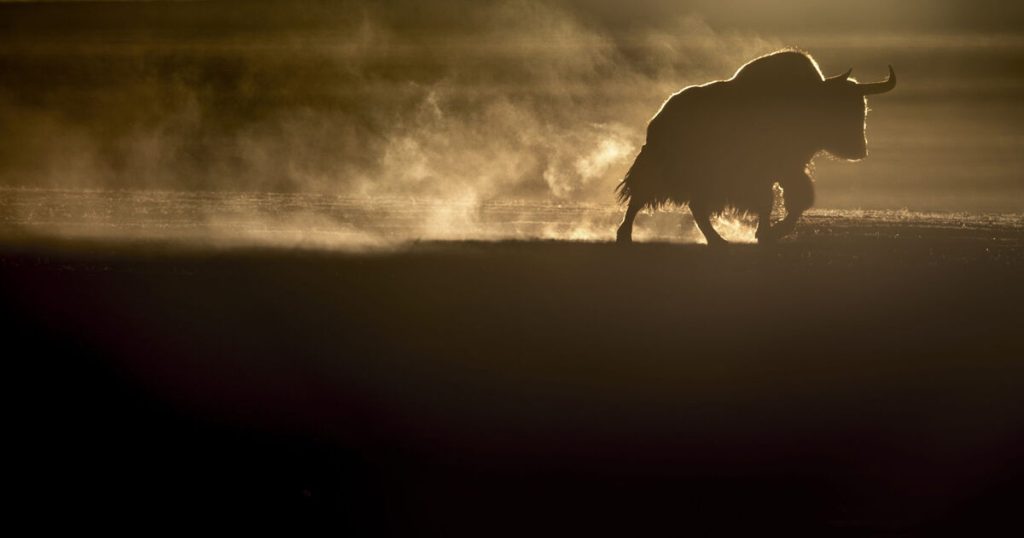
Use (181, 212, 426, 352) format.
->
(859, 65, 896, 95)
(826, 68, 852, 82)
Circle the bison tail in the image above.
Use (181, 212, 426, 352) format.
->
(614, 179, 631, 205)
(616, 144, 651, 205)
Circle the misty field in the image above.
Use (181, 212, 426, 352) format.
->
(4, 187, 1023, 246)
(3, 189, 1023, 533)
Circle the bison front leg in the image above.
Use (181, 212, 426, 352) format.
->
(689, 202, 727, 247)
(754, 186, 776, 244)
(771, 171, 815, 240)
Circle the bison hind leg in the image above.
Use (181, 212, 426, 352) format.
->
(616, 198, 644, 244)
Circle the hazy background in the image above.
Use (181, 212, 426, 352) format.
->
(1, 0, 1023, 212)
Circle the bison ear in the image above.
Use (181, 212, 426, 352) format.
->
(825, 68, 853, 83)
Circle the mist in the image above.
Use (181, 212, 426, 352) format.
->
(1, 0, 1022, 225)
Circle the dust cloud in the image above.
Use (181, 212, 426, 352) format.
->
(1, 0, 1022, 246)
(0, 1, 787, 244)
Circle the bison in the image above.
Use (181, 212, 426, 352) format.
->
(615, 50, 896, 245)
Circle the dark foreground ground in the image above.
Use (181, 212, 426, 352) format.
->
(3, 227, 1024, 534)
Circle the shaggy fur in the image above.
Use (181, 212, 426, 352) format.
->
(616, 50, 894, 244)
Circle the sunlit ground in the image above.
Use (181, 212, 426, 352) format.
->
(3, 188, 1022, 249)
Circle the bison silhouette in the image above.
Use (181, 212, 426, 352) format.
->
(616, 50, 896, 245)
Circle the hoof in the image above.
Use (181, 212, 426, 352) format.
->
(706, 238, 729, 248)
(769, 219, 799, 241)
(755, 230, 778, 245)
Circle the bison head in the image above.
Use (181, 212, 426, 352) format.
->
(819, 66, 896, 160)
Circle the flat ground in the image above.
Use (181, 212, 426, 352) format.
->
(3, 220, 1023, 533)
